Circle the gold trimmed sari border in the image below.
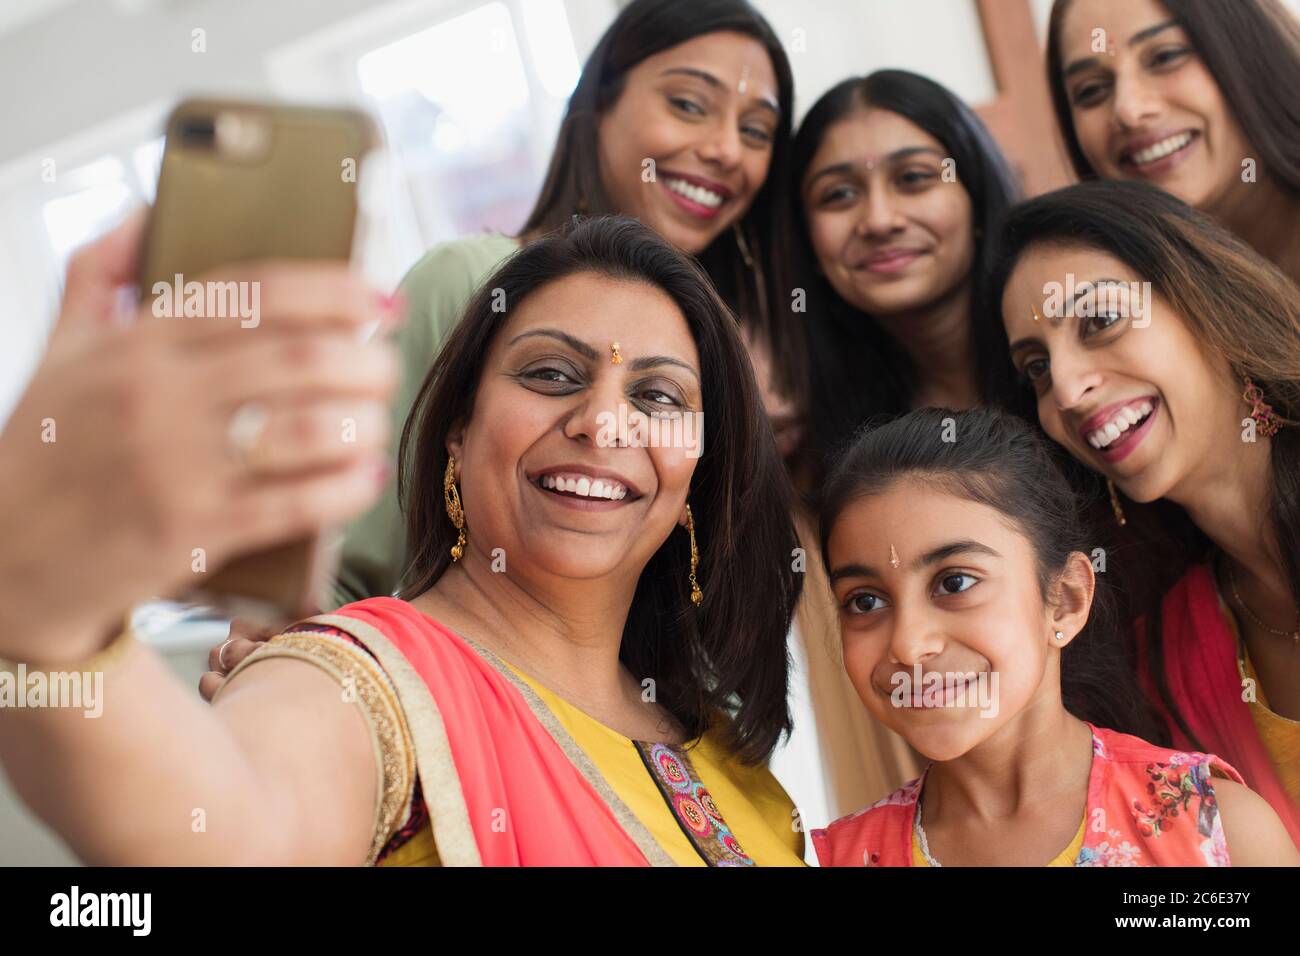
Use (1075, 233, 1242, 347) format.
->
(220, 630, 414, 866)
(307, 612, 483, 867)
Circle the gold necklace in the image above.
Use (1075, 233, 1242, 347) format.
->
(1225, 559, 1300, 646)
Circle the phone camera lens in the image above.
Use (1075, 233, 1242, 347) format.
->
(177, 117, 216, 146)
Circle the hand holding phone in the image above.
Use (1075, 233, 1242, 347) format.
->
(138, 99, 387, 621)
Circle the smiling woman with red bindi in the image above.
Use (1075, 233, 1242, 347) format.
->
(989, 179, 1300, 848)
(1, 216, 810, 868)
(789, 70, 1021, 480)
(1046, 0, 1300, 284)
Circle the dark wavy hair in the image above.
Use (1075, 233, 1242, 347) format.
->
(396, 215, 803, 763)
(788, 70, 1021, 477)
(817, 406, 1165, 739)
(522, 0, 806, 406)
(986, 179, 1300, 748)
(1047, 0, 1300, 197)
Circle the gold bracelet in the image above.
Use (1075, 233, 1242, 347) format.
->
(0, 612, 137, 676)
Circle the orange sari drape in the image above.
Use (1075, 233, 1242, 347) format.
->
(325, 597, 655, 865)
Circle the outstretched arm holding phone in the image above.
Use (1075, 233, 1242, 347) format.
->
(0, 213, 402, 863)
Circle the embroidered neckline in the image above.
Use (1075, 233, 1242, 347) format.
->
(634, 741, 755, 867)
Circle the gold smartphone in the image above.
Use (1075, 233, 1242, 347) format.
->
(138, 98, 381, 622)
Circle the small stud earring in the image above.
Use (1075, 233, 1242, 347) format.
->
(1054, 630, 1065, 643)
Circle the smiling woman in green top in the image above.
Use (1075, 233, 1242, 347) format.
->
(333, 0, 803, 606)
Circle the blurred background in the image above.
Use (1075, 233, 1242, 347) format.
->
(4, 0, 1297, 865)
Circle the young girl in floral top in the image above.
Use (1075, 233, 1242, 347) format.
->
(812, 408, 1299, 867)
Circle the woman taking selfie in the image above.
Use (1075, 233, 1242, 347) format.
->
(993, 179, 1300, 846)
(1046, 0, 1300, 284)
(1, 216, 806, 866)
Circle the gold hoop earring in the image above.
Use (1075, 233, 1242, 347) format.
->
(444, 456, 466, 561)
(1107, 478, 1127, 528)
(686, 503, 703, 606)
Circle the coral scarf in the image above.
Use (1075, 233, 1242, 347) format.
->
(1136, 563, 1300, 847)
(328, 597, 654, 866)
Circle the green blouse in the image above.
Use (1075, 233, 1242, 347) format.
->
(331, 233, 520, 608)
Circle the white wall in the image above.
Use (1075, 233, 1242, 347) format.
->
(753, 0, 996, 121)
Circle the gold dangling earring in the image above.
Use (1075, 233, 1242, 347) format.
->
(444, 456, 467, 561)
(686, 503, 703, 606)
(1107, 478, 1127, 528)
(733, 222, 754, 268)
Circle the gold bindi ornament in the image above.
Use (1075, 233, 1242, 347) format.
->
(610, 341, 623, 365)
(889, 544, 901, 569)
(1031, 303, 1042, 323)
(737, 64, 750, 95)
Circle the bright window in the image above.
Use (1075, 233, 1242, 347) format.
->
(356, 1, 580, 243)
(132, 136, 165, 202)
(40, 157, 133, 270)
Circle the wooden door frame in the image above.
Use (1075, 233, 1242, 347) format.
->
(973, 0, 1074, 196)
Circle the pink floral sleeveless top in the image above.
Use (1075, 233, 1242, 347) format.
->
(812, 724, 1245, 867)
